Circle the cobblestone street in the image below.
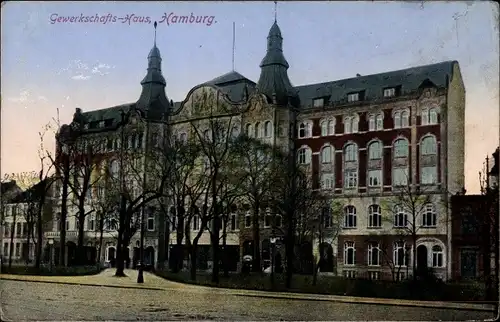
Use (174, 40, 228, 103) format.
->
(1, 278, 495, 321)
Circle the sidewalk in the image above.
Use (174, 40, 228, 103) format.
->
(1, 269, 496, 312)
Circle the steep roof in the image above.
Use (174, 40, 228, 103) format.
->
(295, 61, 457, 109)
(203, 70, 256, 103)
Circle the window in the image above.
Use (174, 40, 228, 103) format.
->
(321, 173, 335, 190)
(137, 133, 143, 148)
(394, 242, 407, 266)
(352, 116, 359, 133)
(347, 93, 359, 102)
(3, 242, 8, 256)
(421, 109, 429, 125)
(298, 122, 311, 138)
(368, 242, 380, 266)
(278, 121, 286, 137)
(244, 214, 252, 228)
(368, 205, 382, 228)
(421, 136, 437, 155)
(263, 213, 272, 228)
(328, 120, 335, 135)
(393, 167, 408, 186)
(192, 215, 200, 231)
(368, 141, 382, 160)
(264, 121, 272, 138)
(254, 122, 261, 138)
(344, 144, 358, 162)
(147, 211, 155, 231)
(87, 216, 95, 231)
(109, 160, 119, 179)
(394, 111, 401, 128)
(394, 206, 408, 227)
(344, 242, 356, 265)
(429, 108, 438, 124)
(422, 204, 436, 227)
(179, 132, 188, 143)
(313, 98, 324, 107)
(461, 211, 478, 234)
(16, 222, 21, 236)
(245, 124, 252, 137)
(297, 147, 312, 165)
(66, 220, 70, 231)
(376, 114, 383, 130)
(421, 167, 437, 185)
(368, 170, 381, 187)
(322, 207, 332, 228)
(344, 206, 357, 228)
(432, 245, 443, 267)
(321, 146, 333, 163)
(368, 115, 375, 131)
(230, 214, 237, 230)
(394, 139, 409, 158)
(320, 120, 327, 136)
(344, 117, 352, 134)
(401, 111, 410, 127)
(275, 215, 282, 227)
(384, 88, 395, 97)
(15, 243, 20, 257)
(344, 169, 358, 189)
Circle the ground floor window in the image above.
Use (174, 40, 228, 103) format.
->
(460, 249, 477, 278)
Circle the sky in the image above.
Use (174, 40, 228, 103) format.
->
(1, 1, 499, 194)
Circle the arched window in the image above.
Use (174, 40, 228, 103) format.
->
(394, 241, 408, 266)
(401, 110, 410, 127)
(298, 123, 306, 138)
(394, 111, 401, 128)
(230, 213, 238, 230)
(244, 213, 252, 228)
(264, 121, 272, 138)
(231, 126, 239, 138)
(432, 245, 443, 267)
(368, 141, 382, 160)
(368, 242, 380, 266)
(421, 136, 437, 155)
(393, 139, 409, 158)
(320, 120, 328, 136)
(109, 160, 119, 179)
(368, 115, 375, 131)
(368, 205, 381, 228)
(344, 117, 352, 134)
(394, 205, 407, 227)
(297, 147, 312, 165)
(328, 120, 335, 135)
(321, 146, 333, 163)
(422, 203, 436, 227)
(421, 136, 438, 184)
(192, 215, 200, 231)
(376, 113, 384, 130)
(203, 129, 211, 141)
(421, 108, 429, 125)
(351, 116, 359, 133)
(254, 122, 261, 138)
(179, 132, 187, 143)
(245, 124, 252, 137)
(344, 144, 358, 162)
(344, 241, 355, 265)
(344, 206, 357, 228)
(429, 108, 438, 124)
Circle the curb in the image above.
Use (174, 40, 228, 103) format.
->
(2, 275, 496, 313)
(0, 276, 164, 291)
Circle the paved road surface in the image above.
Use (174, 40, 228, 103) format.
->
(1, 279, 495, 321)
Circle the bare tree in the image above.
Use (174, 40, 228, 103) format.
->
(67, 135, 107, 265)
(233, 136, 279, 273)
(189, 88, 241, 283)
(380, 175, 444, 280)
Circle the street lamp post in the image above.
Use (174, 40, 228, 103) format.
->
(48, 239, 54, 271)
(270, 235, 276, 288)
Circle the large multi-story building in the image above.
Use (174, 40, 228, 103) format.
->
(46, 20, 465, 279)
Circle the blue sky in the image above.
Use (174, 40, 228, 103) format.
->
(1, 1, 498, 193)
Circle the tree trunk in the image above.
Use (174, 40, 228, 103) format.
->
(173, 205, 185, 273)
(8, 216, 15, 268)
(412, 233, 417, 280)
(59, 168, 70, 267)
(25, 229, 31, 266)
(190, 243, 198, 281)
(77, 206, 85, 266)
(252, 205, 261, 273)
(285, 222, 295, 288)
(35, 206, 44, 269)
(222, 223, 229, 277)
(115, 229, 125, 277)
(156, 206, 166, 270)
(97, 214, 104, 266)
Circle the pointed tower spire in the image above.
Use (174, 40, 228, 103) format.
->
(136, 21, 170, 118)
(256, 9, 297, 106)
(274, 1, 277, 23)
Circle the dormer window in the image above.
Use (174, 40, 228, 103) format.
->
(99, 121, 105, 128)
(313, 98, 325, 108)
(347, 93, 359, 102)
(384, 88, 396, 98)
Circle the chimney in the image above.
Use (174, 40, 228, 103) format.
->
(356, 73, 361, 77)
